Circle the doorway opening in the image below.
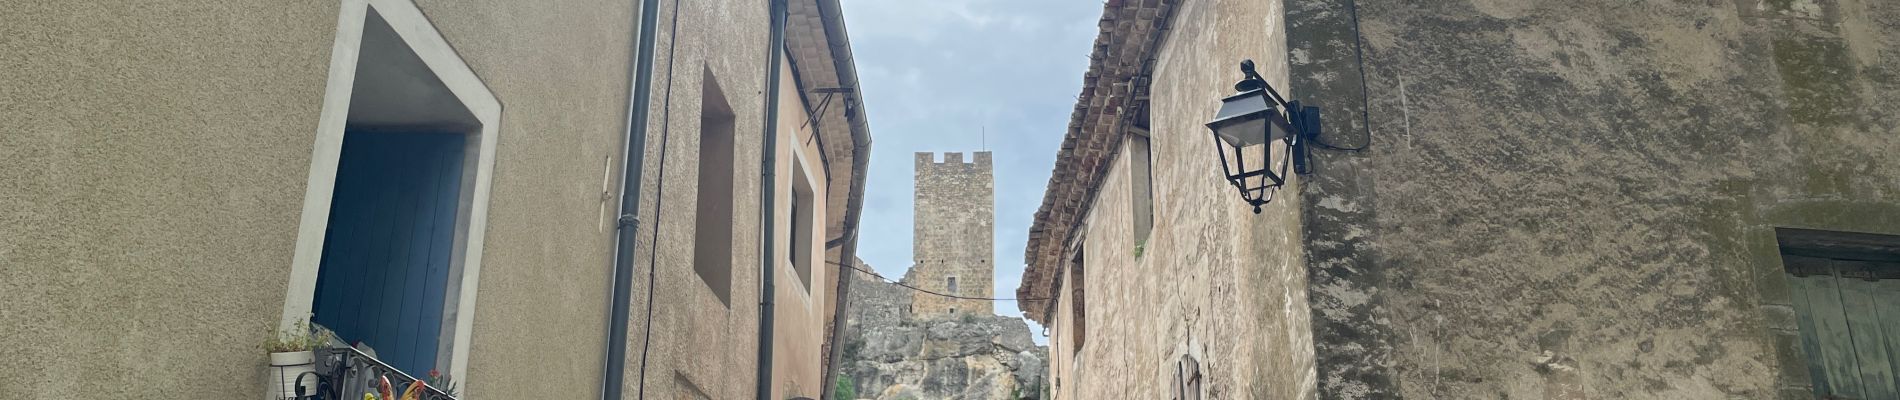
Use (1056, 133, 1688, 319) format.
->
(284, 0, 501, 382)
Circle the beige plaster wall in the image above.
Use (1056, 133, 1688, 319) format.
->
(616, 0, 770, 397)
(1046, 0, 1316, 399)
(0, 0, 640, 398)
(409, 0, 636, 397)
(771, 51, 831, 400)
(0, 1, 341, 397)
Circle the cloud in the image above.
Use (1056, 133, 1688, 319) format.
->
(840, 0, 1100, 344)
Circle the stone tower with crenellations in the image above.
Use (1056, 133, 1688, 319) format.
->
(904, 151, 994, 317)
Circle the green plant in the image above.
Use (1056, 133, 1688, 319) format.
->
(1133, 240, 1146, 258)
(961, 312, 977, 323)
(264, 318, 329, 353)
(833, 375, 856, 400)
(427, 369, 460, 397)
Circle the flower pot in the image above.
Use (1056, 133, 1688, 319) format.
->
(266, 350, 317, 400)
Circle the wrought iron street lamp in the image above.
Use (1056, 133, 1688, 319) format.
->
(1206, 59, 1321, 213)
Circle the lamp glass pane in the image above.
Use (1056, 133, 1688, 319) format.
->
(1214, 118, 1268, 147)
(1207, 90, 1275, 147)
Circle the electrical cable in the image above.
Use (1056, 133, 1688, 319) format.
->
(632, 0, 683, 397)
(1309, 0, 1373, 152)
(826, 260, 1052, 302)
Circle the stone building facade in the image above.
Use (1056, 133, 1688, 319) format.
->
(1020, 0, 1900, 399)
(0, 0, 871, 399)
(1017, 1, 1311, 399)
(907, 151, 996, 316)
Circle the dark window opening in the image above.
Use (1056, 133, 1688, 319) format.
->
(693, 69, 738, 306)
(1130, 132, 1154, 249)
(790, 158, 816, 292)
(1070, 246, 1086, 357)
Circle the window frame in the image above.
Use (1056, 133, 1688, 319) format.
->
(788, 145, 819, 293)
(281, 0, 502, 385)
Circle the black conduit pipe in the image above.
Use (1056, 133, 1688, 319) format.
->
(755, 0, 789, 398)
(634, 0, 685, 397)
(604, 0, 661, 397)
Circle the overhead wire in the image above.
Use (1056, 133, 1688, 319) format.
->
(826, 260, 1051, 302)
(632, 0, 683, 397)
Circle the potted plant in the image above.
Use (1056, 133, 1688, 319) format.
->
(264, 318, 329, 400)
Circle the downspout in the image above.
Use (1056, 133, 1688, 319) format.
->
(815, 0, 874, 396)
(819, 141, 868, 400)
(604, 0, 661, 398)
(756, 0, 789, 399)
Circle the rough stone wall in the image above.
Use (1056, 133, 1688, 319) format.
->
(842, 269, 1047, 400)
(1287, 0, 1900, 398)
(1039, 1, 1317, 399)
(910, 152, 995, 316)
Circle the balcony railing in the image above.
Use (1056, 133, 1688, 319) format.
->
(286, 347, 459, 400)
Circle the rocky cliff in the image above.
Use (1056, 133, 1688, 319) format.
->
(839, 271, 1047, 400)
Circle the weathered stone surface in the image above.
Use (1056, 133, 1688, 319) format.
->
(911, 152, 996, 316)
(1282, 0, 1900, 398)
(1019, 1, 1317, 399)
(842, 272, 1047, 400)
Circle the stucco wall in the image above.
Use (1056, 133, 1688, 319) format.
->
(619, 0, 772, 398)
(772, 51, 831, 400)
(0, 1, 341, 397)
(1287, 0, 1900, 398)
(0, 0, 864, 398)
(1046, 0, 1316, 399)
(0, 0, 641, 398)
(409, 0, 636, 397)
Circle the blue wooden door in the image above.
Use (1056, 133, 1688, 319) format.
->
(312, 131, 466, 376)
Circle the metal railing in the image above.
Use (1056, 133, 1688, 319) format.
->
(286, 347, 459, 400)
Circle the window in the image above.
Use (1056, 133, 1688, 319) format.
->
(1070, 245, 1086, 357)
(789, 154, 816, 292)
(693, 69, 737, 306)
(287, 0, 502, 382)
(947, 276, 959, 294)
(1172, 355, 1202, 400)
(1779, 228, 1900, 399)
(1129, 131, 1154, 249)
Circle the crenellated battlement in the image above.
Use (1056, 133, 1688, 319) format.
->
(915, 151, 993, 171)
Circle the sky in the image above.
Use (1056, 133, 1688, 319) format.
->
(837, 0, 1103, 343)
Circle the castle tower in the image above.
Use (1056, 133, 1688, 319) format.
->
(906, 151, 994, 316)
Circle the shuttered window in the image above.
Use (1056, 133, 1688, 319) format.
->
(313, 131, 466, 375)
(1787, 254, 1900, 399)
(1172, 355, 1202, 400)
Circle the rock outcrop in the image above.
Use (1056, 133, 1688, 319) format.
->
(839, 271, 1047, 400)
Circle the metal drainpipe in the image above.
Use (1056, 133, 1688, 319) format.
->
(814, 0, 874, 396)
(756, 0, 789, 399)
(603, 0, 662, 397)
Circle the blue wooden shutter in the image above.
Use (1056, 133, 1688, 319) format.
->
(312, 131, 465, 375)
